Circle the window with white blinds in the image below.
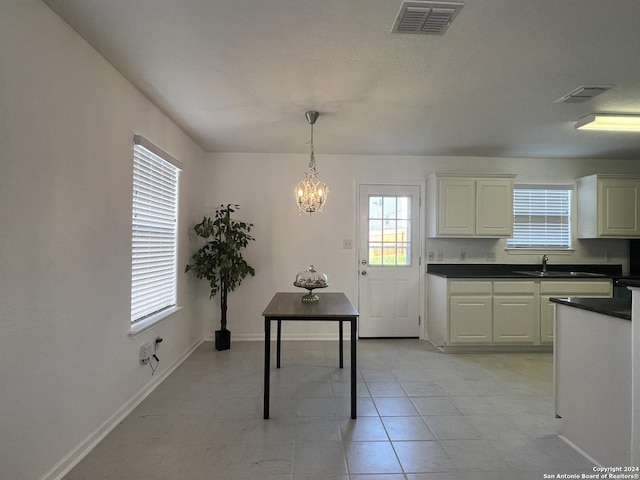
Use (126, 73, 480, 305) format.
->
(507, 186, 572, 249)
(131, 135, 182, 324)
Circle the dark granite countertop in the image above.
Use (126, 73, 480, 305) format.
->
(550, 297, 631, 321)
(617, 278, 640, 289)
(427, 263, 622, 279)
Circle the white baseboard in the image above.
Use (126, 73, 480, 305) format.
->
(42, 338, 203, 480)
(204, 332, 352, 342)
(558, 434, 602, 467)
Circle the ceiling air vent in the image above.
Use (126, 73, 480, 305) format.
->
(392, 1, 464, 35)
(553, 85, 613, 104)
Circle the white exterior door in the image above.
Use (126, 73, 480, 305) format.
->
(358, 184, 421, 337)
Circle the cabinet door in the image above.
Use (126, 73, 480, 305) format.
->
(598, 178, 640, 236)
(476, 179, 514, 236)
(540, 297, 555, 344)
(449, 295, 492, 343)
(437, 178, 475, 236)
(493, 295, 535, 343)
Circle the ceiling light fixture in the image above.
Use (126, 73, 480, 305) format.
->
(295, 111, 329, 215)
(575, 113, 640, 132)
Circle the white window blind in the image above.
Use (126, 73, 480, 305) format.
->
(507, 186, 571, 249)
(131, 136, 181, 324)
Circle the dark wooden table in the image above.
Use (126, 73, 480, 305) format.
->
(262, 292, 359, 419)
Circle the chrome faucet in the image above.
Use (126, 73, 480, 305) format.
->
(542, 254, 549, 273)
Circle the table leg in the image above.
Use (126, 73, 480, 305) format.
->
(339, 320, 344, 368)
(264, 318, 271, 419)
(351, 317, 357, 419)
(276, 319, 282, 368)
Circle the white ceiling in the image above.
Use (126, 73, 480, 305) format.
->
(43, 0, 640, 159)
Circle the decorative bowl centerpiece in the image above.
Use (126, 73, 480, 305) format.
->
(294, 265, 328, 303)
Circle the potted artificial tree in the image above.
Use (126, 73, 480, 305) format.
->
(186, 204, 255, 350)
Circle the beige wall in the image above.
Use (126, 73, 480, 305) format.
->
(0, 2, 207, 479)
(203, 152, 640, 340)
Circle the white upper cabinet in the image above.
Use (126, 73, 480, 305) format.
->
(577, 174, 640, 238)
(426, 174, 515, 237)
(436, 177, 476, 236)
(476, 179, 515, 236)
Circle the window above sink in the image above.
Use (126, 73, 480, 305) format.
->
(507, 185, 573, 251)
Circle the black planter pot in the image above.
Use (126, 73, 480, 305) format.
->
(215, 329, 231, 351)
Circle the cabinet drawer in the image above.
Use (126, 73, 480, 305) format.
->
(540, 280, 611, 296)
(493, 281, 537, 294)
(449, 281, 492, 295)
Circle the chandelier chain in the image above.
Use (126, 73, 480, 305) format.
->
(307, 122, 316, 170)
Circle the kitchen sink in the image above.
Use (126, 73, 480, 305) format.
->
(513, 270, 606, 278)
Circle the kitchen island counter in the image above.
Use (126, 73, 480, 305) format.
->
(618, 278, 640, 288)
(554, 297, 632, 467)
(550, 297, 631, 320)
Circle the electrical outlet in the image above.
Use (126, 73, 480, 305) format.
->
(343, 239, 353, 250)
(460, 251, 466, 261)
(436, 251, 443, 261)
(427, 251, 434, 261)
(140, 343, 153, 365)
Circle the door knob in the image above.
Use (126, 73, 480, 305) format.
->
(361, 270, 367, 276)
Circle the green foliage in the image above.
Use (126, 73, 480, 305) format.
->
(185, 204, 255, 331)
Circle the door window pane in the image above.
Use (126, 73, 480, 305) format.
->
(397, 197, 409, 219)
(369, 243, 383, 265)
(383, 196, 396, 217)
(383, 219, 397, 238)
(368, 195, 412, 266)
(369, 196, 383, 219)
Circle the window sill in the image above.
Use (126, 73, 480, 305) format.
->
(129, 306, 182, 339)
(506, 248, 574, 255)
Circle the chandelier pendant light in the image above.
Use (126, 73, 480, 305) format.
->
(295, 111, 329, 214)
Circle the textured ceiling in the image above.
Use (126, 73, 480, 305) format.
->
(43, 0, 640, 159)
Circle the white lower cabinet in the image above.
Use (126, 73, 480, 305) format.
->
(427, 275, 612, 351)
(447, 281, 492, 344)
(493, 296, 536, 343)
(540, 300, 556, 344)
(450, 296, 492, 343)
(492, 281, 537, 344)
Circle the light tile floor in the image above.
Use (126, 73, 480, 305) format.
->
(64, 340, 595, 480)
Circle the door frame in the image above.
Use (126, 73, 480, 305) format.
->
(355, 181, 426, 339)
